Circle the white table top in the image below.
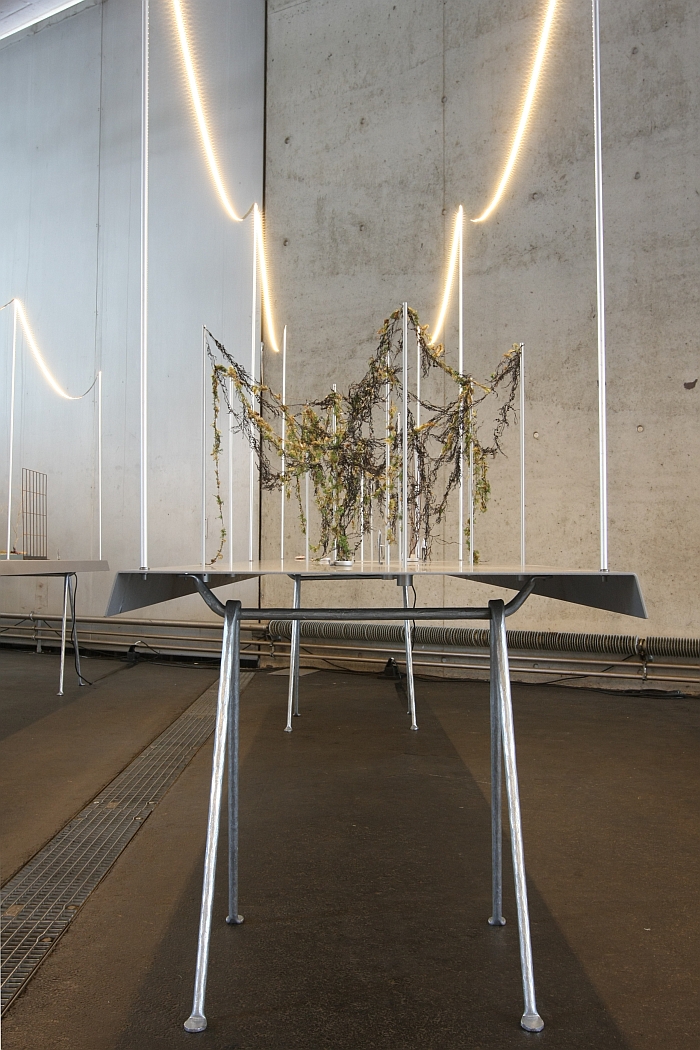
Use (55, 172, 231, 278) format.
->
(106, 561, 647, 619)
(0, 560, 109, 577)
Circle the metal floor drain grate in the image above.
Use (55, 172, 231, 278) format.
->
(1, 672, 253, 1013)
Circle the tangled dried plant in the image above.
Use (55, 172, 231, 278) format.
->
(206, 307, 520, 563)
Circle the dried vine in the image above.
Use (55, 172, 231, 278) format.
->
(206, 307, 520, 564)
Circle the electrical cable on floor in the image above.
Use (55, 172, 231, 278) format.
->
(68, 574, 93, 686)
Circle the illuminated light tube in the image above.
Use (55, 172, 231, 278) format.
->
(430, 206, 463, 345)
(172, 0, 279, 352)
(472, 0, 558, 224)
(172, 0, 251, 223)
(14, 299, 93, 400)
(254, 205, 279, 353)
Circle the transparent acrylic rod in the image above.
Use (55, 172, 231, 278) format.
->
(519, 343, 525, 566)
(201, 327, 207, 566)
(249, 215, 257, 564)
(402, 302, 408, 566)
(458, 209, 464, 563)
(592, 0, 608, 572)
(280, 326, 286, 563)
(97, 370, 103, 561)
(6, 301, 17, 559)
(139, 0, 149, 571)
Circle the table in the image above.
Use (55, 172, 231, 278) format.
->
(106, 561, 646, 1033)
(1, 560, 109, 693)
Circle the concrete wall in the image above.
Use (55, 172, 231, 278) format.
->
(0, 0, 265, 619)
(261, 0, 700, 635)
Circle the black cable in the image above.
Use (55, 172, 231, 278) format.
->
(68, 574, 93, 686)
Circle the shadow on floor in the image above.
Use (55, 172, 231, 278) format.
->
(115, 672, 628, 1049)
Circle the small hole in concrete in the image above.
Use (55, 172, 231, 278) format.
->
(637, 425, 644, 432)
(634, 171, 641, 179)
(533, 431, 539, 439)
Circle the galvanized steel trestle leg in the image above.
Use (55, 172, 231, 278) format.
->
(184, 599, 242, 1033)
(488, 598, 544, 1033)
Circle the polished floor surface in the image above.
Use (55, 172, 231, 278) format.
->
(2, 649, 699, 1049)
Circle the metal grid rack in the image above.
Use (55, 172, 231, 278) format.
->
(21, 469, 47, 560)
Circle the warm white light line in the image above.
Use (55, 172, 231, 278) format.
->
(13, 302, 91, 403)
(13, 299, 94, 400)
(472, 0, 558, 223)
(6, 304, 17, 559)
(431, 206, 463, 345)
(172, 0, 249, 223)
(97, 370, 103, 561)
(592, 0, 608, 572)
(253, 205, 280, 352)
(281, 325, 287, 563)
(172, 1, 279, 352)
(140, 0, 149, 571)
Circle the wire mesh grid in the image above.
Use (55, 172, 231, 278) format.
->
(0, 674, 252, 1013)
(21, 468, 47, 560)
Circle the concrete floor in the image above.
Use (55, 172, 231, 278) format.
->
(2, 650, 700, 1049)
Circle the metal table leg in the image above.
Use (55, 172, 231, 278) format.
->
(285, 576, 302, 731)
(57, 574, 69, 696)
(402, 584, 418, 731)
(488, 612, 505, 927)
(489, 599, 544, 1033)
(185, 599, 241, 1033)
(227, 602, 244, 927)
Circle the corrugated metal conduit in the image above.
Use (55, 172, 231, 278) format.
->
(268, 620, 642, 656)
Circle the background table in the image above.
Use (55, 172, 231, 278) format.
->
(2, 560, 109, 693)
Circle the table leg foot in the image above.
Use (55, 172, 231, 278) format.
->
(184, 1014, 207, 1033)
(488, 915, 506, 926)
(521, 1011, 544, 1033)
(226, 913, 244, 925)
(284, 725, 293, 733)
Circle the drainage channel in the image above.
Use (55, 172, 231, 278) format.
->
(0, 672, 253, 1013)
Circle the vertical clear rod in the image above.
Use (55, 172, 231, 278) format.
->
(97, 370, 103, 561)
(201, 326, 207, 566)
(401, 302, 408, 566)
(249, 213, 257, 563)
(519, 343, 525, 566)
(592, 0, 608, 571)
(280, 326, 287, 564)
(139, 0, 149, 570)
(458, 207, 464, 563)
(6, 300, 17, 559)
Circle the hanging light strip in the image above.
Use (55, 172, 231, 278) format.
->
(172, 0, 279, 352)
(472, 0, 558, 224)
(431, 0, 556, 340)
(4, 298, 96, 400)
(172, 0, 250, 224)
(430, 207, 463, 345)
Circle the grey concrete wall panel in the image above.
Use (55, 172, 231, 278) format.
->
(262, 0, 700, 635)
(0, 0, 265, 619)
